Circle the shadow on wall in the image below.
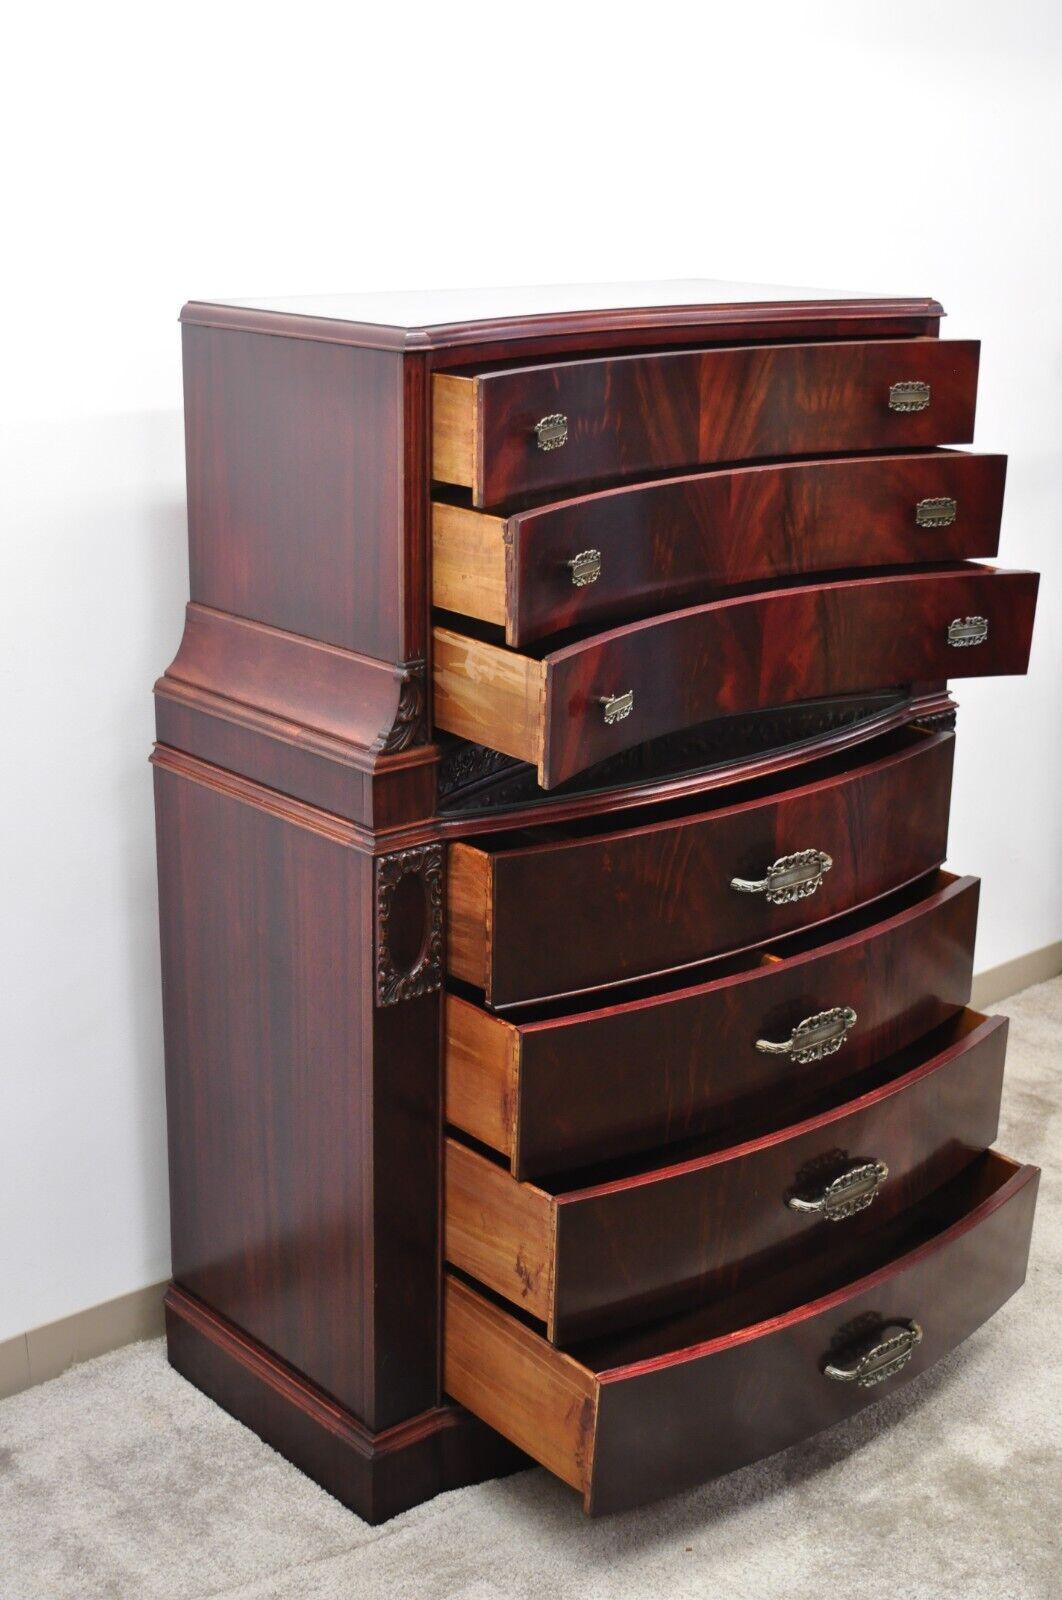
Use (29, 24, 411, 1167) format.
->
(0, 407, 190, 1339)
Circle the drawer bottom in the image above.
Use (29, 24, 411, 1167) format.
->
(444, 1151, 1038, 1515)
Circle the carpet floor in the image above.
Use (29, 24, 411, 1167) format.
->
(2, 978, 1060, 1600)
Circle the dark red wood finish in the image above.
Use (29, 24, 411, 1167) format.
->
(452, 339, 980, 505)
(166, 1287, 526, 1525)
(537, 565, 1037, 787)
(160, 287, 1039, 1523)
(491, 872, 979, 1177)
(185, 293, 943, 356)
(183, 325, 426, 662)
(500, 452, 1007, 645)
(582, 1154, 1038, 1514)
(153, 754, 438, 1433)
(539, 1011, 1006, 1341)
(467, 730, 955, 1006)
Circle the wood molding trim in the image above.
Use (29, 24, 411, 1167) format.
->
(179, 296, 944, 354)
(160, 604, 428, 758)
(164, 1285, 525, 1523)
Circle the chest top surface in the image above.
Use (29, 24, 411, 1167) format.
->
(180, 279, 943, 351)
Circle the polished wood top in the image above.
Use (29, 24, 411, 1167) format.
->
(180, 280, 944, 352)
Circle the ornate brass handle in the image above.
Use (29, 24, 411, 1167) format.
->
(567, 549, 602, 587)
(731, 848, 833, 905)
(947, 615, 988, 648)
(889, 380, 931, 413)
(823, 1320, 923, 1387)
(598, 690, 634, 725)
(916, 495, 957, 528)
(756, 1006, 857, 1064)
(533, 412, 568, 451)
(787, 1158, 888, 1221)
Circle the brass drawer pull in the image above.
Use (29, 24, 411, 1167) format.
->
(731, 847, 833, 904)
(948, 615, 989, 648)
(756, 1005, 857, 1063)
(788, 1158, 888, 1221)
(916, 495, 958, 528)
(889, 380, 931, 413)
(824, 1320, 923, 1387)
(568, 549, 602, 587)
(534, 412, 568, 451)
(598, 690, 634, 725)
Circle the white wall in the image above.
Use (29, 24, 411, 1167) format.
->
(2, 0, 1059, 1341)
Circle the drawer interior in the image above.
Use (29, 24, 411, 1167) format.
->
(449, 722, 932, 858)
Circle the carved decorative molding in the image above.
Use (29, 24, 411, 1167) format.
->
(375, 844, 444, 1007)
(438, 691, 911, 814)
(912, 709, 958, 733)
(380, 662, 428, 753)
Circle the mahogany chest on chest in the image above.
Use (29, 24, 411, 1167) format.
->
(154, 282, 1040, 1520)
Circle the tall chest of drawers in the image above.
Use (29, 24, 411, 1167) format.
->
(154, 282, 1041, 1521)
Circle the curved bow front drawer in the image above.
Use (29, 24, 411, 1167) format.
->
(445, 1008, 1007, 1342)
(446, 871, 980, 1177)
(433, 339, 980, 506)
(433, 565, 1038, 790)
(447, 729, 954, 1006)
(444, 1153, 1038, 1514)
(433, 451, 1007, 645)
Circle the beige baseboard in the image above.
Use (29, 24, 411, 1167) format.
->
(2, 940, 1060, 1406)
(971, 941, 1062, 1010)
(0, 1280, 167, 1401)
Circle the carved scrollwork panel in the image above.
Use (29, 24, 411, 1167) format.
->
(374, 843, 444, 1006)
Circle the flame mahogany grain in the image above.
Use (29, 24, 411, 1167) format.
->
(485, 451, 1008, 645)
(433, 566, 1038, 788)
(448, 731, 956, 1006)
(435, 339, 981, 506)
(445, 872, 980, 1176)
(444, 1156, 1039, 1514)
(158, 287, 1039, 1522)
(445, 1010, 1007, 1342)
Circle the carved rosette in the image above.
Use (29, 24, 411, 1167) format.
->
(374, 843, 444, 1006)
(380, 661, 428, 753)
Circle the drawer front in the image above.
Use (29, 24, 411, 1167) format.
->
(433, 566, 1038, 789)
(446, 872, 980, 1177)
(446, 1010, 1007, 1342)
(447, 731, 955, 1006)
(433, 339, 980, 505)
(444, 1155, 1038, 1514)
(435, 451, 1007, 646)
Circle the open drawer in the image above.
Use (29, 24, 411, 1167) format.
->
(433, 451, 1007, 646)
(444, 1152, 1038, 1514)
(445, 1009, 1007, 1342)
(433, 565, 1038, 789)
(446, 871, 980, 1177)
(447, 728, 955, 1007)
(432, 338, 980, 506)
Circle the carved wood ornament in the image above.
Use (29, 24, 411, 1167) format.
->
(374, 844, 444, 1006)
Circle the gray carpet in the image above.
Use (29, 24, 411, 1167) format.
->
(2, 979, 1060, 1600)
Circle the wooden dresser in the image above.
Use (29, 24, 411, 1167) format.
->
(154, 282, 1041, 1521)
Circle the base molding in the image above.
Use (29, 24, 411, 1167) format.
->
(164, 1285, 527, 1524)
